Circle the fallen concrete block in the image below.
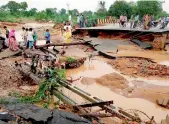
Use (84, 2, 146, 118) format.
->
(4, 104, 52, 123)
(156, 98, 164, 105)
(162, 99, 169, 106)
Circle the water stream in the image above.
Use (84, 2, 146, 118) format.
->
(66, 59, 169, 123)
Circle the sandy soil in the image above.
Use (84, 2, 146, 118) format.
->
(109, 57, 169, 79)
(81, 73, 129, 90)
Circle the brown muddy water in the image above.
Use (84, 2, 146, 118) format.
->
(65, 59, 169, 123)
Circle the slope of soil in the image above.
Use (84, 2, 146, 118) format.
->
(109, 58, 169, 79)
(0, 57, 35, 97)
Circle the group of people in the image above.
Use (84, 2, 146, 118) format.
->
(21, 27, 38, 49)
(3, 26, 51, 51)
(121, 13, 169, 30)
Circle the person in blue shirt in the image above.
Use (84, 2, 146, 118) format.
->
(45, 29, 50, 49)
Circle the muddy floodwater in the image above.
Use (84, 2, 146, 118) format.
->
(66, 59, 169, 123)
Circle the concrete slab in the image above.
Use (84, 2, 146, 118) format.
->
(131, 39, 152, 49)
(4, 104, 52, 123)
(87, 38, 133, 58)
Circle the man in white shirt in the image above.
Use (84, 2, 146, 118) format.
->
(27, 28, 34, 49)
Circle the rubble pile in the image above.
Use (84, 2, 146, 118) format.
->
(0, 59, 23, 88)
(110, 58, 169, 78)
(0, 103, 91, 124)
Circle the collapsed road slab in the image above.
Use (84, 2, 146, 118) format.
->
(3, 103, 52, 123)
(1, 102, 92, 124)
(48, 110, 92, 124)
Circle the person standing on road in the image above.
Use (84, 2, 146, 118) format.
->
(45, 29, 51, 49)
(25, 28, 29, 48)
(80, 14, 84, 28)
(77, 14, 80, 28)
(130, 14, 134, 28)
(27, 28, 34, 49)
(3, 26, 9, 39)
(133, 13, 139, 28)
(8, 29, 18, 51)
(33, 30, 38, 49)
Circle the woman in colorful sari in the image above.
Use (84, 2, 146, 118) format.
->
(8, 29, 18, 51)
(144, 14, 149, 30)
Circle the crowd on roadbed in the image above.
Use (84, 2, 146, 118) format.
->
(2, 20, 74, 52)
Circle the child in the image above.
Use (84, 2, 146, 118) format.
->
(33, 30, 38, 49)
(27, 28, 34, 49)
(25, 28, 29, 48)
(66, 27, 71, 44)
(45, 29, 51, 49)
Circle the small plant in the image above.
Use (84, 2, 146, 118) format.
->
(66, 57, 77, 64)
(20, 68, 66, 108)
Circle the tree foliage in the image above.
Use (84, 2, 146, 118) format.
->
(97, 1, 107, 16)
(60, 8, 66, 15)
(137, 0, 162, 17)
(0, 0, 168, 23)
(108, 1, 132, 18)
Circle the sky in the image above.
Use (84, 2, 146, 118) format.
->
(0, 0, 169, 13)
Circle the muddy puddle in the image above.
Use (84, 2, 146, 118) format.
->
(66, 59, 115, 78)
(65, 59, 169, 123)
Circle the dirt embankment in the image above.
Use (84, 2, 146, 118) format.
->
(0, 57, 36, 97)
(81, 73, 129, 90)
(109, 58, 169, 79)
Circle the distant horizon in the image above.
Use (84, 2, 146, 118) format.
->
(0, 0, 169, 13)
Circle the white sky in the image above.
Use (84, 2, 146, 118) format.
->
(0, 0, 169, 13)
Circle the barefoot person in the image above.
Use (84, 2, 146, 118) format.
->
(8, 29, 18, 51)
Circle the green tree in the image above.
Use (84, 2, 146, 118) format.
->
(5, 1, 20, 14)
(156, 11, 168, 19)
(60, 8, 66, 15)
(108, 1, 132, 18)
(137, 0, 162, 17)
(20, 2, 28, 10)
(27, 8, 37, 16)
(46, 8, 55, 17)
(72, 9, 79, 16)
(97, 1, 107, 16)
(83, 11, 93, 16)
